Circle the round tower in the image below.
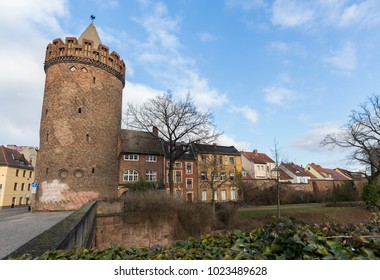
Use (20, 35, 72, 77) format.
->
(34, 23, 125, 211)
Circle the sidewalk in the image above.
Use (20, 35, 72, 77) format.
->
(0, 210, 73, 259)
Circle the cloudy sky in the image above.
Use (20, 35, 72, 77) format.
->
(1, 0, 380, 170)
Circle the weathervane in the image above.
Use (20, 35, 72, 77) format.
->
(90, 15, 96, 22)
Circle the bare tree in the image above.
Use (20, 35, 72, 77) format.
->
(271, 138, 283, 218)
(125, 91, 221, 195)
(321, 94, 380, 184)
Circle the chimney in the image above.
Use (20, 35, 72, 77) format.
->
(253, 149, 258, 155)
(152, 126, 158, 137)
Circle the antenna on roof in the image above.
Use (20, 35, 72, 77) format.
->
(90, 15, 96, 22)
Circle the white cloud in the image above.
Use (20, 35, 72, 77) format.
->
(270, 0, 380, 29)
(198, 32, 217, 43)
(230, 106, 259, 124)
(324, 41, 357, 71)
(263, 85, 296, 106)
(292, 124, 342, 152)
(130, 2, 227, 109)
(218, 134, 252, 151)
(225, 0, 266, 11)
(0, 0, 67, 147)
(271, 0, 315, 27)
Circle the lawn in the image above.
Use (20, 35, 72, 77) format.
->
(233, 205, 377, 232)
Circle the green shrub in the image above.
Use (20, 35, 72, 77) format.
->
(362, 180, 379, 209)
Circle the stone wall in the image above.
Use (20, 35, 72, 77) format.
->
(95, 200, 178, 249)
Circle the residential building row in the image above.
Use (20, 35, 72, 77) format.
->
(0, 131, 366, 207)
(118, 129, 366, 203)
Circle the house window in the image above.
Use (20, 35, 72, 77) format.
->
(146, 155, 157, 162)
(231, 189, 237, 200)
(174, 162, 182, 168)
(201, 155, 206, 163)
(220, 172, 226, 181)
(213, 156, 217, 164)
(230, 172, 235, 181)
(124, 154, 139, 161)
(186, 178, 193, 189)
(175, 189, 182, 199)
(21, 183, 25, 191)
(175, 171, 182, 183)
(202, 190, 208, 202)
(123, 170, 138, 181)
(14, 183, 17, 191)
(16, 169, 19, 177)
(19, 197, 23, 205)
(214, 190, 218, 201)
(28, 184, 31, 191)
(242, 171, 247, 177)
(185, 162, 192, 174)
(201, 171, 206, 181)
(219, 156, 223, 165)
(229, 157, 235, 165)
(145, 170, 157, 182)
(29, 171, 32, 178)
(23, 170, 26, 177)
(221, 190, 227, 201)
(212, 172, 218, 181)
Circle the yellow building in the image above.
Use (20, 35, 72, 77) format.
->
(193, 143, 242, 203)
(0, 146, 34, 208)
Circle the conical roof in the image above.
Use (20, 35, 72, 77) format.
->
(78, 23, 102, 49)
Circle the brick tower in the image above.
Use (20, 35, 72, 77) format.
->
(34, 23, 125, 211)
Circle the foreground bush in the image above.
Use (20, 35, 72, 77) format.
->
(14, 214, 380, 260)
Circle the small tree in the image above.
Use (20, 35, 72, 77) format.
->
(362, 180, 379, 209)
(125, 91, 221, 195)
(271, 138, 284, 218)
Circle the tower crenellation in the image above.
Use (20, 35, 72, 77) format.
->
(44, 32, 126, 85)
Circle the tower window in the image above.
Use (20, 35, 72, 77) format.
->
(93, 77, 96, 84)
(86, 134, 90, 142)
(81, 67, 88, 73)
(69, 66, 76, 72)
(78, 107, 82, 114)
(46, 167, 49, 174)
(92, 167, 95, 174)
(46, 133, 49, 141)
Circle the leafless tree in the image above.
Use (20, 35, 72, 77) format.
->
(124, 91, 221, 195)
(271, 138, 284, 218)
(321, 94, 380, 184)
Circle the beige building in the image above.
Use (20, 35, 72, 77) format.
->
(0, 146, 34, 208)
(241, 149, 276, 179)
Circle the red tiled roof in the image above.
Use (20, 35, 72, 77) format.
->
(242, 150, 274, 164)
(307, 163, 351, 180)
(279, 169, 293, 180)
(0, 145, 33, 170)
(281, 162, 310, 177)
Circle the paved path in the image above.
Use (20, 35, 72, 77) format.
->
(0, 209, 73, 259)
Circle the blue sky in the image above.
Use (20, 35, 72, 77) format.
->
(1, 0, 380, 170)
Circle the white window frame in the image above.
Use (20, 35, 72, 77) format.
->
(231, 188, 237, 201)
(229, 172, 235, 181)
(146, 155, 157, 162)
(175, 170, 182, 183)
(201, 171, 206, 181)
(202, 190, 208, 202)
(213, 190, 218, 201)
(212, 172, 218, 181)
(124, 154, 139, 161)
(229, 156, 235, 165)
(186, 178, 193, 189)
(123, 170, 139, 181)
(221, 190, 227, 201)
(220, 172, 226, 181)
(185, 162, 193, 174)
(174, 161, 182, 168)
(145, 170, 157, 181)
